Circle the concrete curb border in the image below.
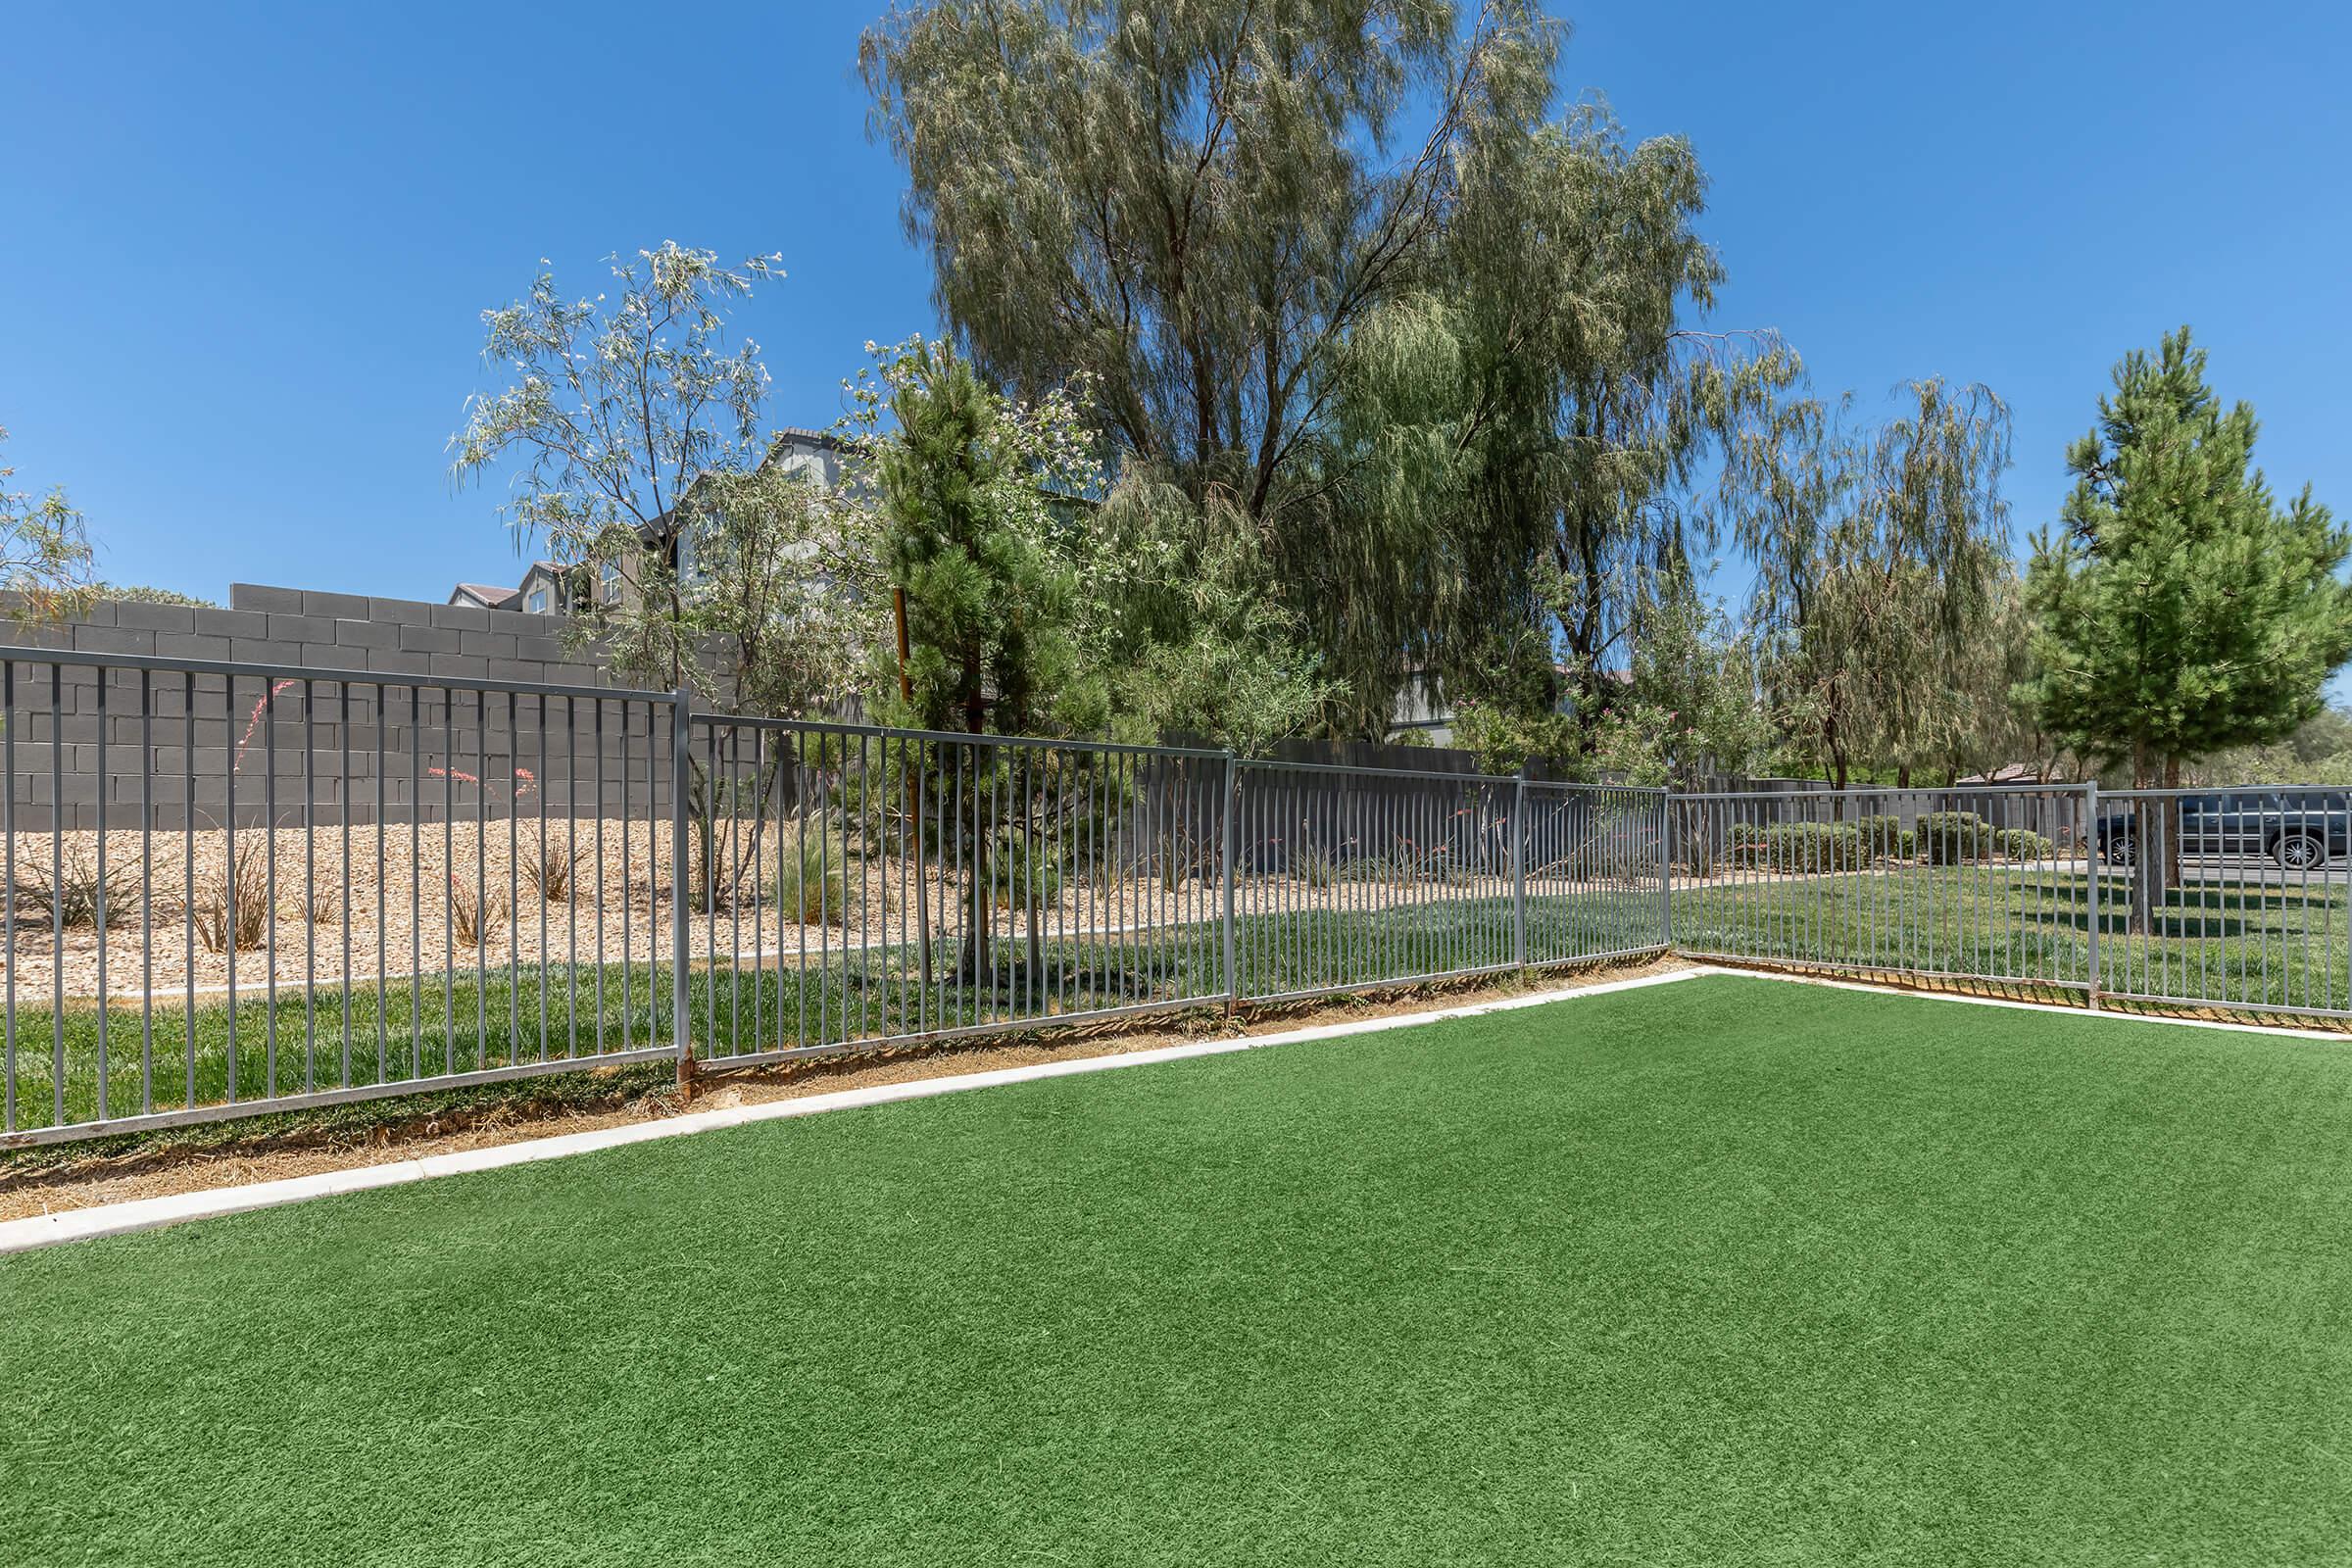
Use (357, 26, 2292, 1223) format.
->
(0, 967, 1712, 1255)
(1688, 963, 2352, 1043)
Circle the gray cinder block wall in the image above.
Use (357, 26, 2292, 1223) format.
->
(0, 585, 733, 831)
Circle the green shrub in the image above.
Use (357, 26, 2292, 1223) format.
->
(1729, 820, 1867, 873)
(1855, 814, 1915, 862)
(1917, 811, 1994, 864)
(991, 835, 1066, 909)
(1994, 827, 2054, 861)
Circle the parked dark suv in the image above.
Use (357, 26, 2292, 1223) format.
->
(2096, 791, 2350, 871)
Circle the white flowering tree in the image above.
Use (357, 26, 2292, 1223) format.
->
(452, 244, 888, 910)
(449, 242, 788, 693)
(0, 428, 97, 620)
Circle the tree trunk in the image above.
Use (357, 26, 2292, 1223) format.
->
(2160, 751, 2183, 925)
(958, 658, 993, 986)
(2128, 739, 2155, 936)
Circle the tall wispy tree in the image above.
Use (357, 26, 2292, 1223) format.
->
(870, 0, 1712, 738)
(2021, 327, 2352, 918)
(1342, 96, 1793, 736)
(1727, 378, 2012, 788)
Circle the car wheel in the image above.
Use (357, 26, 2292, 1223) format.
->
(2275, 832, 2329, 871)
(2104, 834, 2134, 867)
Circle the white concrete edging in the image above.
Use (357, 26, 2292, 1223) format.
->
(1682, 962, 2352, 1044)
(0, 967, 1712, 1255)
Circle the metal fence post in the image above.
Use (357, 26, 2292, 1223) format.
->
(1511, 766, 1528, 973)
(669, 683, 695, 1089)
(2083, 781, 2101, 1009)
(1659, 790, 1675, 952)
(1221, 750, 1240, 1012)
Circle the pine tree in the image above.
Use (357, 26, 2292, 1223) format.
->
(867, 341, 1094, 984)
(2022, 326, 2352, 922)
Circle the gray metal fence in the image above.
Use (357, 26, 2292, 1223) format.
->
(0, 648, 1667, 1147)
(1675, 781, 2352, 1025)
(11, 641, 2348, 1151)
(1669, 784, 2101, 997)
(2090, 786, 2352, 1021)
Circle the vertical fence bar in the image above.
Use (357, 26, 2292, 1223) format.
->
(1221, 752, 1239, 1009)
(1511, 767, 1527, 973)
(669, 684, 693, 1085)
(2083, 781, 2101, 1008)
(1657, 790, 1673, 951)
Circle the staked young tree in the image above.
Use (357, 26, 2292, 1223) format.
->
(451, 245, 880, 911)
(861, 339, 1100, 741)
(2021, 327, 2352, 922)
(858, 339, 1106, 984)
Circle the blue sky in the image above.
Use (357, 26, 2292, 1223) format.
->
(5, 2, 2347, 624)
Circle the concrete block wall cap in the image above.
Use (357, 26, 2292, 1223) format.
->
(301, 590, 371, 619)
(228, 584, 306, 614)
(112, 602, 200, 634)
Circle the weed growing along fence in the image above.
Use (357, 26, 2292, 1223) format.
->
(5, 644, 2349, 1147)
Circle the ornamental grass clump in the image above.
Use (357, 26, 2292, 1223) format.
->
(191, 847, 270, 955)
(774, 819, 850, 925)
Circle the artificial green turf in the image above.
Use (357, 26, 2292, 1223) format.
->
(7, 975, 2352, 1565)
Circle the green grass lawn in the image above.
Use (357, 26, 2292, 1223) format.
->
(1676, 863, 2352, 1014)
(7, 975, 2351, 1565)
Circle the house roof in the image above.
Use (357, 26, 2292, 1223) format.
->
(450, 582, 520, 610)
(769, 425, 850, 452)
(639, 426, 848, 544)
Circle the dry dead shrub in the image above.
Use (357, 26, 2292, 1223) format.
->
(518, 837, 585, 904)
(448, 873, 510, 949)
(10, 842, 133, 931)
(192, 848, 270, 954)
